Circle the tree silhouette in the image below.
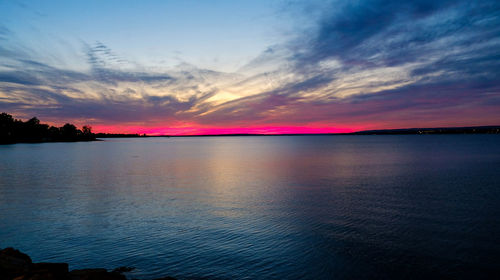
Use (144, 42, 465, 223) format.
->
(82, 125, 92, 136)
(0, 112, 96, 144)
(61, 123, 78, 139)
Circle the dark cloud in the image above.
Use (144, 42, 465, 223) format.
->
(230, 0, 500, 127)
(86, 42, 173, 85)
(0, 60, 91, 86)
(0, 41, 224, 124)
(1, 0, 499, 130)
(196, 77, 500, 127)
(293, 1, 500, 68)
(0, 81, 216, 125)
(0, 72, 42, 85)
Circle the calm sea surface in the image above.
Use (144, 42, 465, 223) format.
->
(1, 135, 499, 279)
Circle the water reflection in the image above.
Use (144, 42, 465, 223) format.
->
(1, 135, 500, 279)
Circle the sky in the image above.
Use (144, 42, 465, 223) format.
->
(0, 0, 499, 135)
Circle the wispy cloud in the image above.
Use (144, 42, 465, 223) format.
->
(0, 0, 499, 132)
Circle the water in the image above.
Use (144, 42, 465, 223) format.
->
(1, 135, 499, 279)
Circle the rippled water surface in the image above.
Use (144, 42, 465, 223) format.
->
(1, 135, 500, 279)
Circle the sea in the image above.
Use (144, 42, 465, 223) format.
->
(1, 135, 499, 279)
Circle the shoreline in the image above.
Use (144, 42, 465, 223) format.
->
(2, 125, 499, 145)
(0, 139, 101, 145)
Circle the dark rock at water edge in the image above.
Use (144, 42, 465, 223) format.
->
(0, 248, 177, 280)
(0, 248, 32, 280)
(68, 269, 125, 280)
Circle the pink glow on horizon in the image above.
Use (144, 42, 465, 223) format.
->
(91, 125, 357, 136)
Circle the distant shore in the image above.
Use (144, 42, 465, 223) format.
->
(348, 125, 500, 135)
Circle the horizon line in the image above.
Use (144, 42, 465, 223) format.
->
(94, 125, 500, 137)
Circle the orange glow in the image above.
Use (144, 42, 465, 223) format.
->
(91, 124, 357, 135)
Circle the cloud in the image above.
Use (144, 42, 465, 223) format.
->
(85, 42, 174, 85)
(0, 41, 233, 125)
(1, 0, 499, 131)
(292, 1, 499, 66)
(196, 76, 500, 128)
(276, 0, 500, 106)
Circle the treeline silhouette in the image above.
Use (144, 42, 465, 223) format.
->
(352, 126, 500, 135)
(0, 112, 96, 144)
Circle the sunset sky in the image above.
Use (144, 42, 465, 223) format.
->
(1, 0, 499, 135)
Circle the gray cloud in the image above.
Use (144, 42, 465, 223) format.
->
(0, 41, 227, 124)
(1, 1, 499, 130)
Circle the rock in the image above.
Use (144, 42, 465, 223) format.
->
(32, 263, 68, 272)
(32, 263, 69, 279)
(69, 269, 126, 280)
(0, 247, 33, 280)
(6, 261, 69, 280)
(111, 266, 134, 273)
(1, 248, 177, 280)
(12, 271, 60, 280)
